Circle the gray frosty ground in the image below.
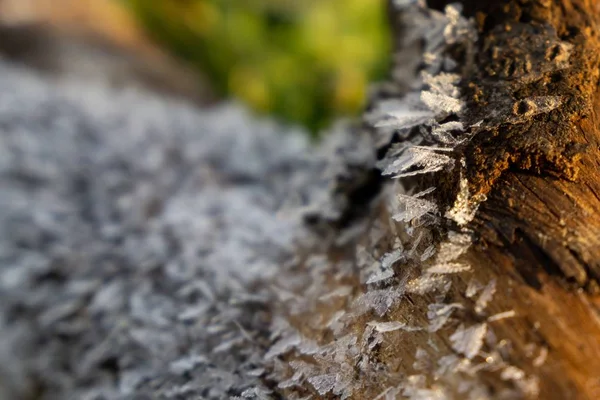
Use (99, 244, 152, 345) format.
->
(0, 56, 373, 399)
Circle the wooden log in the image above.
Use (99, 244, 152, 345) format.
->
(273, 1, 600, 398)
(459, 0, 600, 397)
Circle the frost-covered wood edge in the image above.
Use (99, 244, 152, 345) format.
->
(267, 1, 600, 399)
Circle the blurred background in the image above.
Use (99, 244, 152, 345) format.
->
(0, 0, 391, 134)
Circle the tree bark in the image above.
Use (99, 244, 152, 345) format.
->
(454, 1, 600, 397)
(277, 1, 600, 399)
(396, 0, 600, 397)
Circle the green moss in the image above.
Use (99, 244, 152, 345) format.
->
(124, 0, 391, 133)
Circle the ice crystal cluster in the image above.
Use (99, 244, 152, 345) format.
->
(263, 2, 539, 399)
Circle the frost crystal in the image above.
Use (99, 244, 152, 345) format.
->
(421, 91, 463, 115)
(383, 146, 454, 178)
(401, 375, 450, 400)
(488, 310, 516, 322)
(367, 321, 421, 333)
(265, 333, 301, 360)
(533, 347, 548, 367)
(393, 189, 438, 223)
(375, 108, 435, 129)
(428, 303, 463, 332)
(427, 262, 471, 274)
(353, 288, 405, 317)
(406, 275, 448, 295)
(381, 247, 406, 269)
(422, 72, 461, 97)
(445, 175, 481, 226)
(501, 366, 526, 381)
(420, 245, 436, 261)
(450, 323, 487, 359)
(367, 268, 396, 285)
(434, 232, 472, 264)
(465, 278, 482, 298)
(169, 354, 208, 375)
(367, 248, 405, 284)
(319, 286, 353, 301)
(308, 374, 337, 395)
(475, 279, 497, 315)
(430, 121, 465, 145)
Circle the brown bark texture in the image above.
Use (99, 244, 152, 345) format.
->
(277, 1, 600, 399)
(392, 0, 600, 398)
(456, 1, 600, 397)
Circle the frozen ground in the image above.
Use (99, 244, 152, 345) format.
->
(0, 57, 349, 399)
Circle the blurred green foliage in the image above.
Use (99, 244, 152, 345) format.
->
(124, 0, 391, 133)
